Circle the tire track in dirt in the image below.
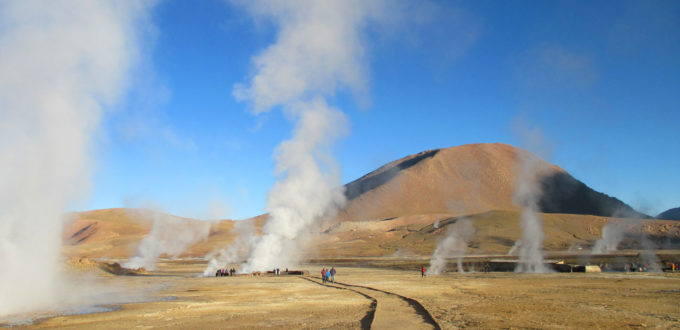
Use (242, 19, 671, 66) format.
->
(301, 277, 376, 330)
(303, 276, 441, 330)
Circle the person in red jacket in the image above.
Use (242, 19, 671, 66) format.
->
(321, 267, 326, 283)
(421, 266, 426, 277)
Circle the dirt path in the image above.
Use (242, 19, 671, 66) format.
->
(303, 276, 440, 330)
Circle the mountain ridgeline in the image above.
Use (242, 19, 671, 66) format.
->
(63, 143, 664, 260)
(339, 143, 646, 220)
(537, 172, 648, 218)
(657, 207, 680, 220)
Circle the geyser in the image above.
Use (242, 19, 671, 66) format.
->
(0, 1, 154, 316)
(591, 215, 663, 272)
(230, 1, 388, 272)
(123, 208, 212, 271)
(202, 220, 255, 276)
(427, 218, 475, 275)
(591, 219, 628, 254)
(513, 147, 551, 273)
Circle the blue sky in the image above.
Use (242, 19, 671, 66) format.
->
(85, 0, 680, 219)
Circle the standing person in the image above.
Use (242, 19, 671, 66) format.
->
(421, 266, 426, 277)
(330, 267, 336, 283)
(321, 267, 326, 283)
(326, 268, 331, 283)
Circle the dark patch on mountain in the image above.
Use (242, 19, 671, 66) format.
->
(538, 172, 649, 218)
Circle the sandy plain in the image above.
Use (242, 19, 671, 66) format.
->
(4, 259, 680, 329)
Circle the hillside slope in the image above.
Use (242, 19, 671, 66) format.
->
(63, 208, 265, 258)
(339, 143, 644, 221)
(317, 211, 680, 257)
(657, 207, 680, 220)
(63, 208, 680, 260)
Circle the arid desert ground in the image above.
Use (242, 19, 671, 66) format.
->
(5, 258, 679, 329)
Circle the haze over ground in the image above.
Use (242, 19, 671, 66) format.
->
(81, 0, 679, 219)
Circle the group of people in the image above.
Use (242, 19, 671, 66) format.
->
(321, 267, 336, 283)
(216, 268, 236, 277)
(271, 268, 288, 275)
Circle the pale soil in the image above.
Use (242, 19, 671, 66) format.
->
(336, 268, 680, 329)
(6, 261, 680, 329)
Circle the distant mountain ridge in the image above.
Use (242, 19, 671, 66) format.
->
(339, 143, 646, 220)
(63, 143, 664, 259)
(538, 172, 648, 218)
(657, 207, 680, 220)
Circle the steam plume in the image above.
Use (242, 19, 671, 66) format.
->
(591, 219, 629, 254)
(591, 214, 662, 272)
(507, 240, 522, 255)
(427, 218, 474, 275)
(0, 1, 154, 316)
(232, 1, 388, 272)
(123, 208, 212, 270)
(202, 220, 255, 276)
(512, 138, 552, 273)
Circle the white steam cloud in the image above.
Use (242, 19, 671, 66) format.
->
(231, 1, 389, 272)
(427, 218, 474, 275)
(513, 173, 551, 273)
(591, 215, 662, 272)
(507, 239, 521, 256)
(232, 0, 382, 112)
(512, 126, 552, 273)
(203, 220, 255, 276)
(123, 209, 212, 270)
(591, 219, 629, 254)
(0, 1, 154, 316)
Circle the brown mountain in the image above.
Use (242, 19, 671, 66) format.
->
(339, 143, 644, 221)
(64, 143, 662, 260)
